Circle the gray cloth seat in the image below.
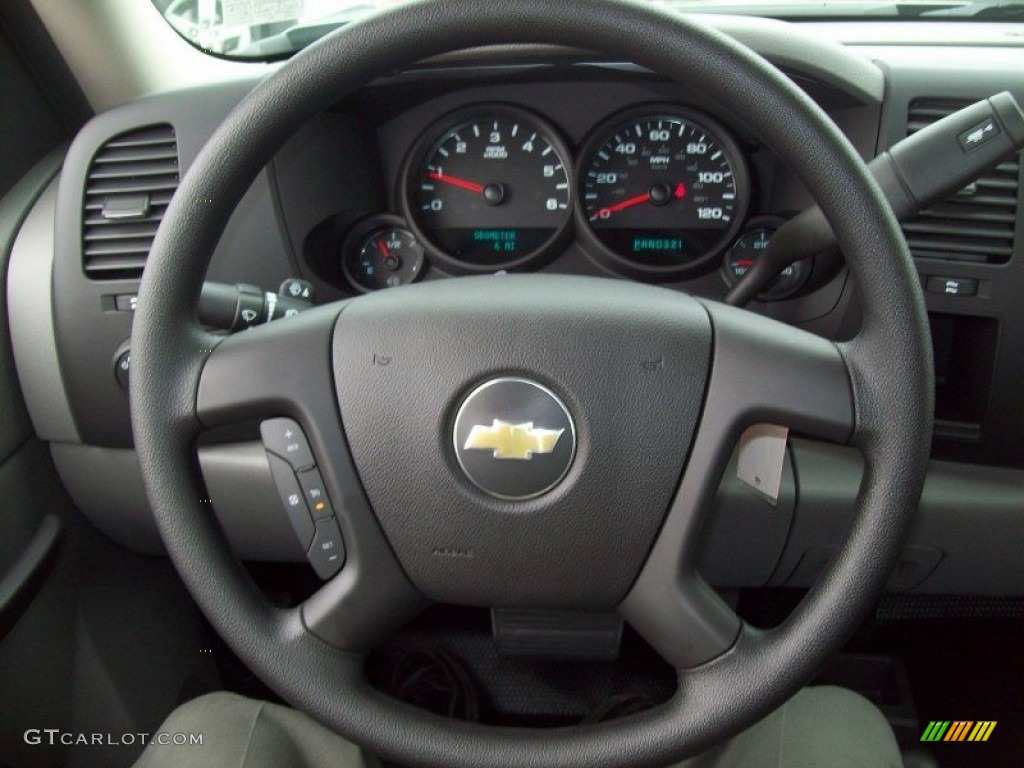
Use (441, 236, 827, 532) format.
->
(134, 686, 902, 768)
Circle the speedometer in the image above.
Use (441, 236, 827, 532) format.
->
(577, 108, 749, 280)
(401, 105, 573, 273)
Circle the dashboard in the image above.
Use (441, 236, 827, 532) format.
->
(8, 17, 1024, 594)
(306, 68, 867, 302)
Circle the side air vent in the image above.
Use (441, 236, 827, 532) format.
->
(82, 124, 179, 279)
(902, 98, 1019, 264)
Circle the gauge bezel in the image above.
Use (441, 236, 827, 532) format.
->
(575, 105, 750, 282)
(341, 214, 426, 293)
(399, 104, 575, 274)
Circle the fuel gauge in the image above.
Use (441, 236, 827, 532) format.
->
(343, 216, 425, 292)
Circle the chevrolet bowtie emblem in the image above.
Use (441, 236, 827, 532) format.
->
(464, 420, 565, 460)
(454, 378, 576, 499)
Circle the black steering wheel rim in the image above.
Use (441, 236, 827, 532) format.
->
(130, 1, 934, 765)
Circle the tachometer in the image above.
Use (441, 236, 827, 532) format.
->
(577, 108, 749, 280)
(402, 106, 573, 272)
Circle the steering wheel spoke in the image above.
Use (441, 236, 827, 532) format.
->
(196, 303, 427, 652)
(196, 303, 346, 429)
(698, 301, 855, 445)
(621, 301, 854, 669)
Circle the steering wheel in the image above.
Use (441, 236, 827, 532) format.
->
(130, 0, 933, 764)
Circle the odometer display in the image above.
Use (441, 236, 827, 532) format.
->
(403, 106, 573, 271)
(578, 110, 748, 279)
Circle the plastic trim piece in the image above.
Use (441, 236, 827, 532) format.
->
(8, 180, 80, 444)
(0, 148, 66, 462)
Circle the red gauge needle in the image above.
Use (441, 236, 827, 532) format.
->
(377, 239, 390, 258)
(591, 192, 651, 220)
(428, 171, 484, 193)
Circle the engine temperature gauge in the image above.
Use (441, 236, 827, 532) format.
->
(723, 219, 810, 301)
(343, 217, 425, 292)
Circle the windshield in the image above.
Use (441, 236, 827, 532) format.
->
(150, 0, 1024, 58)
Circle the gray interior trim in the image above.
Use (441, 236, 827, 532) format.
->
(774, 440, 1024, 595)
(7, 180, 79, 444)
(0, 150, 65, 462)
(49, 443, 161, 555)
(415, 12, 886, 105)
(699, 15, 884, 104)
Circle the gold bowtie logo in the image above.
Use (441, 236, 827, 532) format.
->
(464, 420, 565, 460)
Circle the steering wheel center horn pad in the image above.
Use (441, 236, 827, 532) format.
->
(334, 275, 710, 608)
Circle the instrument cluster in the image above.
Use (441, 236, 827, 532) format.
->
(337, 101, 804, 301)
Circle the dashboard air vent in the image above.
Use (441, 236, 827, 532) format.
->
(901, 98, 1019, 264)
(82, 124, 179, 279)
